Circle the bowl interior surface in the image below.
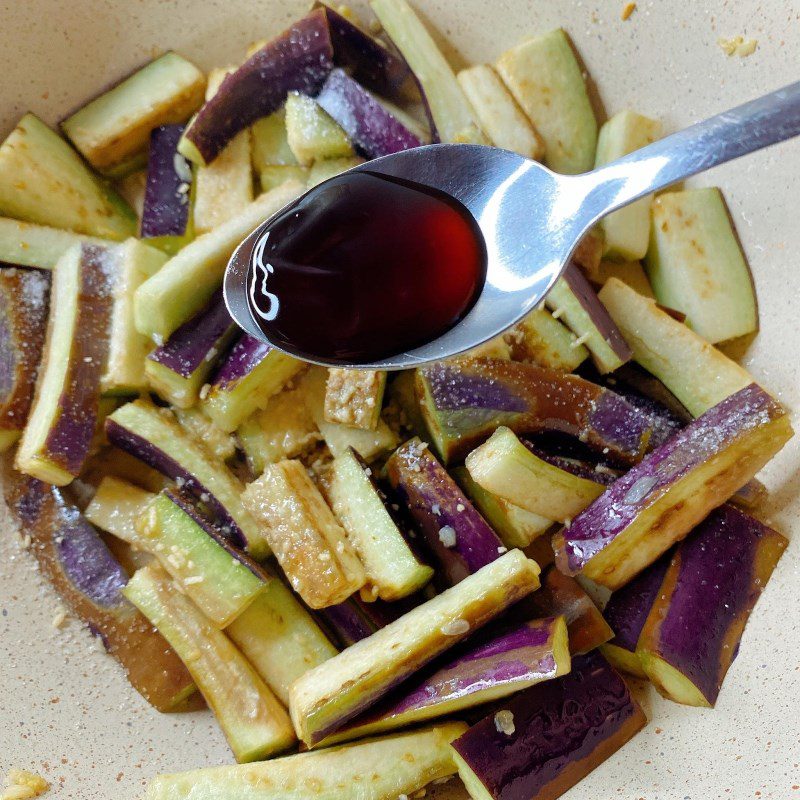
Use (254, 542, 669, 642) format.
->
(0, 1, 798, 798)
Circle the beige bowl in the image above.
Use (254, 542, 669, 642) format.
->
(1, 1, 798, 798)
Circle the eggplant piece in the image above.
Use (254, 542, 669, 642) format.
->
(61, 52, 205, 177)
(313, 2, 412, 98)
(3, 468, 196, 712)
(193, 67, 253, 235)
(0, 268, 49, 451)
(316, 68, 423, 158)
(528, 565, 613, 655)
(371, 0, 486, 144)
(451, 651, 646, 800)
(466, 427, 607, 525)
(250, 107, 299, 171)
(645, 188, 758, 343)
(452, 466, 552, 548)
(545, 263, 632, 373)
(300, 366, 399, 460)
(226, 576, 337, 705)
(144, 722, 466, 800)
(600, 552, 672, 677)
(315, 596, 384, 647)
(15, 244, 114, 484)
(84, 475, 154, 545)
(137, 489, 268, 627)
(598, 278, 755, 417)
(0, 218, 108, 270)
(637, 504, 786, 706)
(105, 400, 269, 558)
(554, 384, 792, 590)
(123, 564, 295, 761)
(140, 125, 194, 253)
(289, 549, 540, 745)
(593, 258, 655, 297)
(416, 358, 667, 465)
(305, 155, 365, 188)
(323, 367, 387, 430)
(260, 164, 312, 191)
(203, 334, 305, 433)
(386, 437, 505, 586)
(284, 91, 355, 166)
(595, 111, 662, 261)
(145, 288, 236, 408)
(101, 239, 167, 396)
(179, 10, 335, 165)
(328, 447, 433, 600)
(320, 616, 569, 746)
(237, 384, 321, 473)
(387, 369, 428, 437)
(495, 29, 597, 174)
(0, 114, 136, 240)
(504, 307, 589, 372)
(134, 180, 303, 343)
(172, 406, 236, 462)
(457, 65, 545, 160)
(242, 459, 366, 608)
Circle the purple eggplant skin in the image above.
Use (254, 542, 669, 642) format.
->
(385, 437, 504, 586)
(325, 617, 569, 744)
(452, 650, 646, 800)
(315, 599, 377, 648)
(104, 416, 247, 550)
(600, 552, 672, 677)
(416, 358, 669, 466)
(527, 565, 613, 655)
(313, 3, 411, 97)
(561, 262, 633, 365)
(147, 288, 233, 378)
(141, 125, 191, 238)
(164, 488, 268, 580)
(316, 68, 422, 158)
(0, 268, 50, 445)
(636, 504, 787, 707)
(2, 464, 196, 712)
(182, 9, 334, 164)
(33, 244, 114, 480)
(210, 333, 268, 389)
(554, 384, 792, 589)
(521, 439, 620, 486)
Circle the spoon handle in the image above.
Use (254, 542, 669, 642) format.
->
(582, 80, 800, 221)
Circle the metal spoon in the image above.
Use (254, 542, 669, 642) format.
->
(225, 81, 800, 369)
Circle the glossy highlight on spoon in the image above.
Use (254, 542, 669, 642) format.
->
(246, 170, 487, 363)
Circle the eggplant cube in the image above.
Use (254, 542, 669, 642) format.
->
(636, 504, 787, 706)
(451, 651, 646, 800)
(554, 384, 792, 589)
(323, 367, 387, 430)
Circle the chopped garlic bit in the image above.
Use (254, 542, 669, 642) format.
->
(51, 606, 67, 629)
(441, 618, 470, 636)
(183, 575, 204, 585)
(497, 545, 508, 554)
(438, 525, 457, 548)
(718, 36, 758, 57)
(621, 1, 636, 20)
(494, 709, 516, 735)
(456, 503, 465, 512)
(3, 769, 50, 800)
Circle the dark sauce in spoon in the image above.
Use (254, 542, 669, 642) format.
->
(246, 170, 487, 363)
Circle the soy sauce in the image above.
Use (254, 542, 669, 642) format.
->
(246, 171, 487, 363)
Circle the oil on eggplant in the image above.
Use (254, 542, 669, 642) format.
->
(636, 504, 787, 706)
(386, 437, 505, 586)
(554, 384, 792, 589)
(451, 650, 646, 800)
(416, 357, 671, 465)
(2, 465, 196, 711)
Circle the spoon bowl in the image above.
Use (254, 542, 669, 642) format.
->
(225, 80, 800, 369)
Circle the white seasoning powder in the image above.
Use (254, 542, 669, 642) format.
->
(494, 709, 515, 735)
(441, 618, 470, 636)
(438, 525, 457, 548)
